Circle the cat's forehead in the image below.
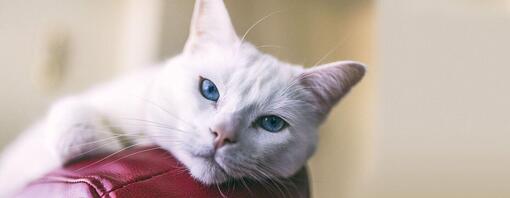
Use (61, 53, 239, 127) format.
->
(227, 55, 296, 90)
(195, 44, 301, 86)
(193, 45, 304, 112)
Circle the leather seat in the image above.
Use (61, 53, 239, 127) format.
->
(16, 146, 310, 198)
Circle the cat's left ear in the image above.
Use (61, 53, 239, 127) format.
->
(299, 61, 366, 114)
(184, 0, 240, 54)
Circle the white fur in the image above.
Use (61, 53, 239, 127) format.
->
(0, 0, 365, 196)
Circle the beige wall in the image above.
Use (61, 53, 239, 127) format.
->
(0, 0, 124, 147)
(367, 0, 510, 197)
(0, 0, 161, 148)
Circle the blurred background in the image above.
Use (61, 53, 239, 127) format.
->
(0, 0, 509, 197)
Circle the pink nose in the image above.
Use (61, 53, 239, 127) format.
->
(210, 128, 236, 150)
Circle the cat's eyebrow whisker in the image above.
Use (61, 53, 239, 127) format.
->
(311, 33, 352, 68)
(239, 10, 284, 45)
(231, 10, 285, 66)
(256, 44, 283, 49)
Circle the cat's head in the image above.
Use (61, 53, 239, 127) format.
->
(147, 0, 366, 185)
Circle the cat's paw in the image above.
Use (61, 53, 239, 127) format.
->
(45, 98, 121, 163)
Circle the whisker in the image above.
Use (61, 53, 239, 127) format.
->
(239, 10, 284, 45)
(74, 142, 146, 171)
(312, 33, 352, 67)
(216, 183, 227, 198)
(124, 93, 196, 129)
(98, 146, 164, 168)
(232, 161, 278, 196)
(257, 44, 283, 49)
(70, 136, 121, 148)
(240, 178, 254, 196)
(70, 134, 179, 148)
(120, 118, 192, 134)
(72, 140, 119, 158)
(256, 162, 296, 198)
(236, 158, 294, 197)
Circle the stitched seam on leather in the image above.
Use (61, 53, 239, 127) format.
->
(27, 178, 102, 198)
(101, 169, 173, 197)
(47, 175, 109, 195)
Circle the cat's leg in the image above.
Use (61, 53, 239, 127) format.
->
(0, 123, 61, 197)
(0, 98, 124, 196)
(45, 97, 123, 163)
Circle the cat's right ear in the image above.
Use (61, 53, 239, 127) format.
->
(298, 61, 366, 115)
(184, 0, 240, 54)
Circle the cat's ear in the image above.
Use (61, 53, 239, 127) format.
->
(184, 0, 240, 54)
(299, 61, 366, 114)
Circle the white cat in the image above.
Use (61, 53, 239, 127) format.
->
(0, 0, 366, 196)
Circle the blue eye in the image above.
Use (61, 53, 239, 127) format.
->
(199, 78, 219, 101)
(257, 115, 288, 133)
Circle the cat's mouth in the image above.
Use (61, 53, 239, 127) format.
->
(193, 152, 228, 173)
(191, 148, 216, 159)
(187, 153, 234, 184)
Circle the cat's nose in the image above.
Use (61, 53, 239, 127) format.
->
(210, 128, 236, 150)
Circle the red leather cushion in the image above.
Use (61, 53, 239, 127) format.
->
(16, 146, 310, 198)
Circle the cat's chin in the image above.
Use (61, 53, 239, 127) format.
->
(156, 144, 232, 184)
(186, 155, 231, 185)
